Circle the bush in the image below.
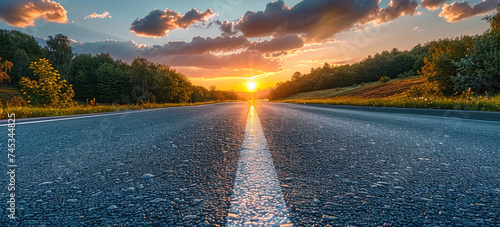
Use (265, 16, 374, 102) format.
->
(20, 59, 75, 107)
(406, 82, 441, 98)
(453, 31, 500, 94)
(6, 96, 27, 107)
(397, 71, 415, 78)
(379, 76, 390, 83)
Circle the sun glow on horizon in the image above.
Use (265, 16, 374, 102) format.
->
(246, 81, 257, 92)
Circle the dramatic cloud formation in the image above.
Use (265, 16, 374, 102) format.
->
(234, 0, 380, 41)
(248, 34, 304, 53)
(85, 11, 112, 20)
(421, 0, 449, 10)
(130, 8, 215, 37)
(0, 0, 68, 27)
(71, 37, 280, 72)
(142, 36, 248, 56)
(154, 51, 280, 71)
(232, 0, 419, 42)
(439, 0, 499, 22)
(366, 0, 419, 24)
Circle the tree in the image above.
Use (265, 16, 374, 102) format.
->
(130, 57, 155, 102)
(45, 34, 73, 79)
(484, 5, 499, 32)
(191, 86, 208, 102)
(453, 29, 500, 94)
(0, 57, 13, 83)
(11, 49, 30, 83)
(420, 36, 474, 95)
(20, 59, 75, 107)
(96, 63, 132, 103)
(70, 54, 99, 99)
(169, 69, 192, 103)
(0, 29, 44, 62)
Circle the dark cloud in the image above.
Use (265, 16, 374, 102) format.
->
(366, 0, 419, 24)
(215, 20, 237, 35)
(439, 0, 499, 22)
(130, 8, 215, 37)
(142, 36, 248, 56)
(154, 51, 280, 71)
(71, 38, 280, 72)
(421, 0, 449, 10)
(0, 0, 68, 27)
(72, 40, 145, 61)
(234, 0, 380, 42)
(248, 34, 304, 53)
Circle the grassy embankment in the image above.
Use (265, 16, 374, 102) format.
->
(0, 101, 220, 120)
(278, 77, 500, 112)
(0, 84, 220, 119)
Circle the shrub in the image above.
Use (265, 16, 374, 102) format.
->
(397, 71, 415, 78)
(20, 59, 75, 107)
(379, 76, 390, 83)
(6, 97, 27, 107)
(453, 32, 500, 94)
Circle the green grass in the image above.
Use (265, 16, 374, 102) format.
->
(0, 101, 220, 119)
(277, 77, 500, 112)
(281, 82, 376, 100)
(280, 95, 500, 112)
(280, 77, 420, 100)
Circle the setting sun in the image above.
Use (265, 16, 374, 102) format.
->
(246, 81, 257, 92)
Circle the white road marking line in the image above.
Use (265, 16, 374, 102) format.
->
(0, 104, 213, 126)
(0, 109, 154, 126)
(227, 105, 292, 226)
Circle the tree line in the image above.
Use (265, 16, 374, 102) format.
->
(0, 31, 237, 107)
(269, 10, 499, 100)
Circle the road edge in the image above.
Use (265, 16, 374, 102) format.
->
(288, 103, 500, 122)
(0, 102, 229, 125)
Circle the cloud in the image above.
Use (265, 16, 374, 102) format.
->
(72, 40, 146, 61)
(130, 8, 215, 37)
(85, 11, 112, 20)
(439, 0, 499, 22)
(421, 0, 449, 10)
(248, 34, 304, 53)
(233, 0, 418, 42)
(366, 0, 419, 24)
(71, 38, 280, 72)
(215, 20, 237, 35)
(0, 0, 68, 27)
(154, 51, 280, 71)
(234, 0, 380, 42)
(142, 36, 248, 56)
(72, 36, 249, 61)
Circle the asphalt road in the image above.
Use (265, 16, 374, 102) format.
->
(1, 102, 499, 226)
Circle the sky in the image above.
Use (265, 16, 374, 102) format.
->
(0, 0, 498, 91)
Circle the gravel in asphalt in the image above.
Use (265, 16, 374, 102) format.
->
(1, 102, 499, 226)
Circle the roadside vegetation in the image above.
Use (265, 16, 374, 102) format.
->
(281, 78, 500, 112)
(270, 8, 500, 111)
(0, 101, 218, 119)
(0, 30, 238, 119)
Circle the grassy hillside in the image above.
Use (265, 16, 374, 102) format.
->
(280, 77, 423, 100)
(278, 77, 500, 112)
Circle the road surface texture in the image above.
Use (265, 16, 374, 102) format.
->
(1, 102, 499, 226)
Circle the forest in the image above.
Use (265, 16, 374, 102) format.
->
(268, 11, 499, 101)
(0, 32, 237, 107)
